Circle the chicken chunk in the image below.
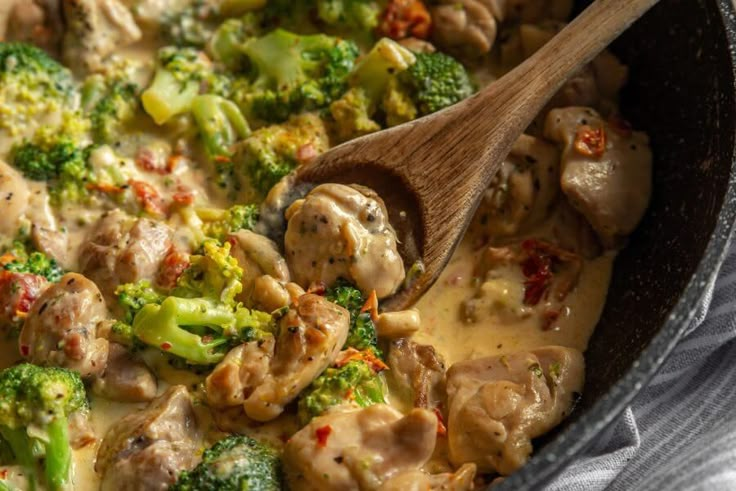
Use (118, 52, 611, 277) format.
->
(544, 107, 653, 246)
(19, 273, 109, 377)
(387, 339, 446, 410)
(446, 346, 584, 475)
(62, 0, 142, 74)
(92, 343, 158, 402)
(229, 230, 290, 305)
(284, 404, 438, 491)
(2, 0, 64, 54)
(378, 464, 477, 491)
(79, 210, 173, 303)
(476, 134, 560, 238)
(0, 160, 30, 237)
(251, 275, 305, 313)
(206, 293, 350, 421)
(285, 184, 405, 299)
(431, 0, 497, 56)
(96, 386, 202, 491)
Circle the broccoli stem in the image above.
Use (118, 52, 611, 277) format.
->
(43, 418, 71, 491)
(0, 427, 37, 491)
(191, 95, 251, 160)
(142, 70, 200, 125)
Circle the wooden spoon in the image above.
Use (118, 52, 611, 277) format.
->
(295, 0, 660, 311)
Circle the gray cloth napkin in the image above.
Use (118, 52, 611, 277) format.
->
(547, 241, 736, 490)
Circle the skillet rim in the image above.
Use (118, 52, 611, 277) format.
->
(496, 0, 736, 488)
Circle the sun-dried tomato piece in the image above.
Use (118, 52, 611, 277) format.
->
(129, 179, 167, 216)
(573, 125, 607, 158)
(157, 249, 190, 290)
(377, 0, 432, 40)
(315, 425, 332, 447)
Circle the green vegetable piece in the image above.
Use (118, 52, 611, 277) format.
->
(326, 282, 381, 355)
(191, 94, 251, 164)
(174, 239, 244, 306)
(89, 80, 139, 144)
(400, 51, 474, 116)
(116, 280, 165, 324)
(198, 204, 260, 241)
(2, 240, 64, 283)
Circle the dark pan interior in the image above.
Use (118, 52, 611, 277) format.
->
(499, 0, 736, 488)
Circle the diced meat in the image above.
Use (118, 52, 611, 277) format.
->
(31, 224, 73, 270)
(487, 0, 573, 23)
(387, 339, 446, 410)
(0, 160, 30, 238)
(92, 343, 157, 403)
(284, 404, 438, 491)
(544, 107, 653, 246)
(206, 294, 350, 422)
(229, 230, 290, 306)
(2, 0, 64, 54)
(79, 210, 173, 303)
(96, 386, 202, 491)
(431, 0, 497, 56)
(61, 0, 142, 74)
(19, 273, 109, 378)
(446, 346, 584, 475)
(251, 275, 305, 313)
(285, 184, 405, 299)
(476, 134, 560, 238)
(0, 271, 48, 330)
(378, 464, 477, 491)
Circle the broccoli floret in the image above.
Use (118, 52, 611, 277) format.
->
(174, 239, 244, 306)
(208, 13, 264, 71)
(171, 435, 282, 491)
(297, 359, 386, 425)
(233, 29, 359, 123)
(191, 94, 251, 184)
(1, 240, 64, 283)
(326, 282, 381, 355)
(162, 0, 221, 48)
(82, 75, 139, 144)
(328, 87, 381, 142)
(350, 38, 415, 103)
(11, 136, 92, 206)
(0, 43, 76, 138)
(197, 204, 260, 241)
(0, 364, 87, 491)
(142, 47, 230, 125)
(133, 296, 272, 365)
(316, 0, 382, 33)
(234, 112, 328, 196)
(399, 51, 474, 116)
(116, 280, 165, 324)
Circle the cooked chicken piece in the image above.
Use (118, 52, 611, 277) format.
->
(378, 464, 477, 491)
(96, 386, 202, 491)
(285, 184, 405, 299)
(251, 275, 305, 312)
(129, 0, 183, 27)
(0, 272, 48, 330)
(431, 0, 497, 56)
(0, 160, 30, 237)
(375, 309, 421, 339)
(229, 230, 290, 305)
(62, 0, 142, 74)
(544, 107, 653, 246)
(488, 0, 572, 23)
(31, 224, 73, 270)
(206, 294, 350, 421)
(19, 273, 109, 377)
(387, 339, 446, 410)
(398, 37, 436, 53)
(92, 343, 157, 402)
(284, 404, 438, 491)
(477, 134, 559, 238)
(446, 346, 584, 475)
(2, 0, 64, 54)
(68, 411, 97, 449)
(79, 210, 173, 303)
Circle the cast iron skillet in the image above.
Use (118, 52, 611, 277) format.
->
(498, 0, 736, 488)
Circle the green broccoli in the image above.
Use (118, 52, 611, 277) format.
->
(162, 0, 221, 48)
(142, 47, 231, 125)
(208, 13, 264, 71)
(11, 136, 91, 206)
(233, 112, 329, 196)
(0, 43, 76, 138)
(232, 29, 359, 123)
(191, 94, 251, 184)
(116, 280, 166, 324)
(173, 239, 244, 305)
(297, 359, 387, 425)
(82, 75, 139, 144)
(171, 435, 282, 491)
(0, 364, 87, 491)
(399, 51, 474, 116)
(132, 296, 273, 365)
(2, 240, 63, 283)
(197, 204, 259, 241)
(316, 0, 382, 34)
(326, 282, 381, 355)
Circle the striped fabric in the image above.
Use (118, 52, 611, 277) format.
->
(548, 241, 736, 490)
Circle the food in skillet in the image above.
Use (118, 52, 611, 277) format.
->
(0, 0, 652, 489)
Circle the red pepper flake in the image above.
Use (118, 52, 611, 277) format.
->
(166, 154, 185, 173)
(378, 0, 432, 40)
(335, 348, 389, 372)
(520, 240, 553, 306)
(0, 469, 6, 480)
(20, 344, 30, 357)
(345, 387, 355, 400)
(360, 290, 379, 322)
(573, 125, 607, 158)
(296, 144, 318, 164)
(86, 182, 125, 194)
(434, 408, 447, 437)
(160, 342, 172, 351)
(213, 154, 232, 164)
(315, 425, 332, 448)
(608, 114, 633, 138)
(307, 281, 326, 295)
(129, 179, 167, 216)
